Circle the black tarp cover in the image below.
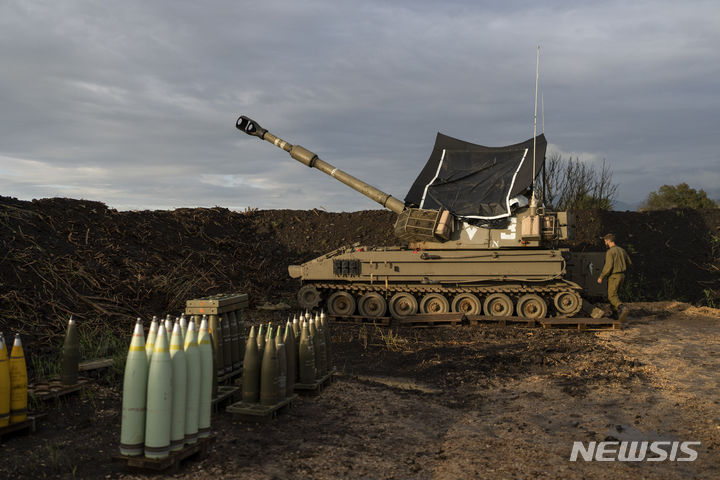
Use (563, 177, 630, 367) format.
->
(404, 132, 547, 219)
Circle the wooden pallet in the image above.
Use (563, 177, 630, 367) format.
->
(329, 315, 391, 326)
(466, 315, 538, 327)
(294, 367, 337, 395)
(226, 394, 298, 422)
(28, 378, 91, 401)
(0, 414, 45, 442)
(398, 313, 466, 328)
(112, 435, 214, 472)
(212, 385, 239, 411)
(539, 317, 623, 330)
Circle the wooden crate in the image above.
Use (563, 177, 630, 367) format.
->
(185, 293, 249, 315)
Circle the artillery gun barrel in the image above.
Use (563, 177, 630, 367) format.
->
(236, 116, 405, 214)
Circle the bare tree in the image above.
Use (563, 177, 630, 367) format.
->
(537, 154, 618, 210)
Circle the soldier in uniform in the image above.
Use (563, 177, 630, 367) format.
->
(597, 233, 632, 321)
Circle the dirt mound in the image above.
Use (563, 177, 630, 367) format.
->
(1, 196, 718, 350)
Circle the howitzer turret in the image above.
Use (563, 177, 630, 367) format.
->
(236, 115, 601, 319)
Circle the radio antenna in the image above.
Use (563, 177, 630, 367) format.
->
(541, 91, 545, 134)
(530, 45, 540, 215)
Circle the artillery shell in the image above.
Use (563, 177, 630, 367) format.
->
(260, 328, 281, 406)
(312, 317, 327, 376)
(169, 323, 187, 452)
(242, 326, 260, 403)
(120, 319, 148, 456)
(298, 321, 316, 383)
(9, 334, 28, 424)
(183, 320, 200, 445)
(145, 325, 172, 459)
(257, 324, 266, 359)
(0, 334, 11, 428)
(283, 321, 296, 393)
(275, 329, 287, 400)
(197, 318, 213, 438)
(60, 317, 80, 386)
(145, 317, 158, 361)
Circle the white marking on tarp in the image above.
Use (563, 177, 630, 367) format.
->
(420, 149, 445, 209)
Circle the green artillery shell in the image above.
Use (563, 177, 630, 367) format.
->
(292, 317, 300, 353)
(242, 326, 260, 403)
(120, 319, 148, 456)
(260, 328, 281, 406)
(197, 318, 213, 438)
(145, 317, 158, 361)
(221, 316, 232, 372)
(314, 316, 328, 376)
(275, 330, 287, 400)
(321, 313, 332, 369)
(209, 315, 223, 376)
(60, 317, 80, 386)
(169, 323, 187, 452)
(309, 319, 325, 376)
(298, 321, 316, 384)
(183, 321, 200, 445)
(292, 316, 299, 339)
(283, 321, 296, 393)
(144, 325, 172, 459)
(257, 324, 266, 359)
(0, 334, 10, 428)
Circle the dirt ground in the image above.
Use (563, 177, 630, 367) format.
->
(1, 301, 718, 479)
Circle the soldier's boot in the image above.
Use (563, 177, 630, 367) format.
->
(617, 305, 629, 323)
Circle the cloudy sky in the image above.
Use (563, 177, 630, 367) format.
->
(1, 0, 718, 212)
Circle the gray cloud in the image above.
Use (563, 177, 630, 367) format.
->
(1, 0, 718, 211)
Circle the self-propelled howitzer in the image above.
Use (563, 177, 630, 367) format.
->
(236, 115, 592, 320)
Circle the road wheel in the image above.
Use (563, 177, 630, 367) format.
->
(327, 291, 356, 317)
(388, 293, 418, 320)
(516, 294, 548, 319)
(553, 290, 582, 317)
(451, 293, 481, 315)
(420, 293, 450, 314)
(297, 284, 321, 310)
(358, 292, 387, 317)
(483, 293, 513, 317)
